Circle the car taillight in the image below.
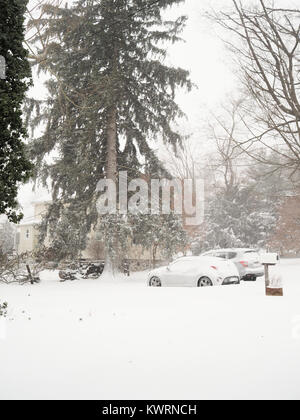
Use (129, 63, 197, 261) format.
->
(240, 261, 249, 268)
(211, 266, 218, 270)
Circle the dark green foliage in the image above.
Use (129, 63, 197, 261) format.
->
(0, 0, 32, 223)
(38, 201, 95, 261)
(0, 301, 8, 317)
(26, 0, 191, 259)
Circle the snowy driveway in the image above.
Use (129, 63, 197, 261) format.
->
(0, 259, 300, 400)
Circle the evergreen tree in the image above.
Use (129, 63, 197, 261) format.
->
(38, 202, 93, 261)
(0, 0, 32, 223)
(132, 212, 187, 266)
(26, 0, 191, 264)
(203, 184, 278, 250)
(197, 157, 290, 252)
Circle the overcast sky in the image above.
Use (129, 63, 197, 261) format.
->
(20, 0, 238, 219)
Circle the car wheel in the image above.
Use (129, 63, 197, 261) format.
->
(149, 277, 162, 287)
(198, 277, 213, 287)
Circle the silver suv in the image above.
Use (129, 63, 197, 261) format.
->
(201, 249, 264, 281)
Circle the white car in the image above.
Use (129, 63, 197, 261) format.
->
(148, 256, 240, 287)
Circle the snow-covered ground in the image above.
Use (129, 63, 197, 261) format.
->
(0, 259, 300, 400)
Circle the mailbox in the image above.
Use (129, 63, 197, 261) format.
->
(260, 253, 279, 265)
(260, 253, 283, 296)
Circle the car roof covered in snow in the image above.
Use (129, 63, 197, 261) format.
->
(204, 248, 258, 253)
(174, 256, 229, 263)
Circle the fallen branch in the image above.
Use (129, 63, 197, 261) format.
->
(0, 252, 44, 285)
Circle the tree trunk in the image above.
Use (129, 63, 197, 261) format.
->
(106, 106, 117, 184)
(152, 243, 158, 269)
(105, 106, 119, 273)
(104, 40, 119, 275)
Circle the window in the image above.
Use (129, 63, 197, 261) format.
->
(202, 252, 215, 257)
(228, 252, 237, 260)
(25, 229, 30, 239)
(215, 252, 227, 259)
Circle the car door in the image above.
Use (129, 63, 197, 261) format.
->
(163, 259, 195, 287)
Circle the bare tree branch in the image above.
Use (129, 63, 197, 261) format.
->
(209, 0, 300, 173)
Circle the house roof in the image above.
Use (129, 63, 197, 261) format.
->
(18, 219, 40, 227)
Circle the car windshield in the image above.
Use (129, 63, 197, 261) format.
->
(202, 252, 215, 257)
(170, 260, 192, 270)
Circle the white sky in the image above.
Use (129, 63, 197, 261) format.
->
(20, 0, 238, 219)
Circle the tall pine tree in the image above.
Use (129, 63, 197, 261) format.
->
(26, 0, 191, 266)
(0, 0, 32, 223)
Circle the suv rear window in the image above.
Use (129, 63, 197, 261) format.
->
(228, 252, 237, 259)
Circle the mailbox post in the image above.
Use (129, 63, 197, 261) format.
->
(260, 253, 283, 297)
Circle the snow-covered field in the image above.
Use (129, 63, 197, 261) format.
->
(0, 259, 300, 400)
